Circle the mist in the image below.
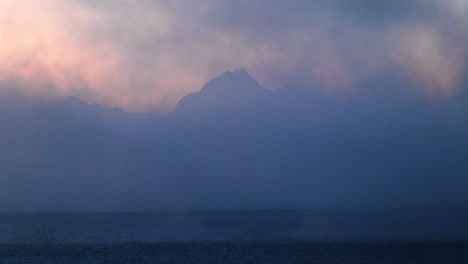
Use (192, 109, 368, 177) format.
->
(0, 67, 466, 213)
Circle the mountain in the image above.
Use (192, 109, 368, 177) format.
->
(171, 67, 269, 118)
(199, 67, 264, 94)
(0, 69, 467, 212)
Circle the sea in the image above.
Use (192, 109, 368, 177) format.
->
(0, 210, 467, 263)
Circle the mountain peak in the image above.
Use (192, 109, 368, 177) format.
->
(171, 67, 267, 116)
(224, 67, 253, 80)
(232, 67, 248, 75)
(200, 67, 264, 93)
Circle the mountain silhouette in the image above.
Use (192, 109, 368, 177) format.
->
(0, 68, 467, 212)
(172, 67, 269, 118)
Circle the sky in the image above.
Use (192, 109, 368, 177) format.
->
(0, 0, 467, 113)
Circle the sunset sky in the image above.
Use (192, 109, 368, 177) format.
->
(1, 0, 467, 113)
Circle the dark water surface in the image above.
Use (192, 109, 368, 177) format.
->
(1, 242, 466, 263)
(0, 210, 467, 263)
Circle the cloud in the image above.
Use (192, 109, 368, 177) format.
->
(0, 0, 467, 113)
(388, 23, 466, 99)
(0, 0, 127, 104)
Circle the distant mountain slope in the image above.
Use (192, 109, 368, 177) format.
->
(171, 68, 269, 118)
(0, 69, 467, 212)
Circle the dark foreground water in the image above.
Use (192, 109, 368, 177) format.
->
(1, 242, 466, 263)
(0, 210, 467, 263)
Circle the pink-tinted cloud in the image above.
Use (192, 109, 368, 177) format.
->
(0, 0, 466, 113)
(388, 23, 466, 99)
(0, 0, 129, 105)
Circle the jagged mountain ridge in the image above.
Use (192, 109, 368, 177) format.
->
(0, 68, 467, 212)
(172, 67, 269, 118)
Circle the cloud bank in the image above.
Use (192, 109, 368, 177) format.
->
(0, 0, 467, 112)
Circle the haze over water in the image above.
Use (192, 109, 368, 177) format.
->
(1, 0, 468, 262)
